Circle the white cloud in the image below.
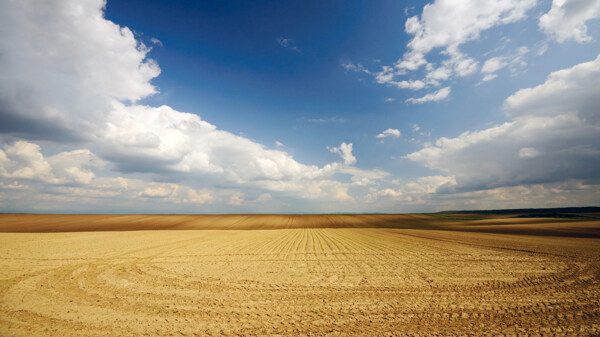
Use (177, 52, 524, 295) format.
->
(335, 166, 388, 187)
(0, 141, 104, 185)
(47, 149, 105, 185)
(184, 189, 213, 204)
(104, 102, 334, 184)
(400, 0, 536, 70)
(366, 178, 600, 211)
(480, 46, 530, 81)
(539, 0, 600, 43)
(0, 140, 215, 208)
(374, 66, 425, 89)
(481, 57, 508, 82)
(374, 66, 395, 83)
(394, 80, 427, 90)
(0, 0, 160, 141)
(376, 128, 401, 139)
(150, 37, 163, 47)
(482, 57, 509, 73)
(328, 142, 357, 165)
(0, 141, 54, 182)
(277, 37, 302, 53)
(385, 97, 396, 102)
(228, 192, 245, 205)
(139, 186, 173, 198)
(350, 0, 536, 96)
(366, 175, 456, 203)
(406, 87, 451, 104)
(395, 0, 535, 86)
(503, 53, 600, 120)
(407, 54, 600, 192)
(482, 74, 499, 82)
(341, 62, 371, 74)
(425, 65, 453, 83)
(438, 181, 600, 210)
(537, 43, 549, 56)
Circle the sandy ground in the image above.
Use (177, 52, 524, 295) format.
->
(1, 215, 599, 336)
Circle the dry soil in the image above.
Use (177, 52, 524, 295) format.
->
(0, 214, 599, 336)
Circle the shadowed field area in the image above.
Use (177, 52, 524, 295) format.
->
(1, 214, 599, 335)
(1, 213, 600, 237)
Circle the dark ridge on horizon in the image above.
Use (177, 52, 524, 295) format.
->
(2, 207, 600, 216)
(437, 206, 600, 215)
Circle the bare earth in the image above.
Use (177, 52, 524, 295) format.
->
(1, 214, 599, 336)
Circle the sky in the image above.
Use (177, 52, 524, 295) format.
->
(0, 0, 599, 213)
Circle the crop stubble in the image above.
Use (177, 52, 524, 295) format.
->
(0, 214, 599, 336)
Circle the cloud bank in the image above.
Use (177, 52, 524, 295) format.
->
(406, 54, 600, 192)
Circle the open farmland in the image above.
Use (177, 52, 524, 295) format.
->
(1, 214, 599, 336)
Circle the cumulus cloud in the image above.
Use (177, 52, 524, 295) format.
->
(503, 53, 600, 120)
(347, 168, 388, 187)
(0, 141, 55, 182)
(406, 87, 451, 104)
(347, 0, 536, 97)
(386, 0, 534, 88)
(406, 54, 600, 192)
(328, 142, 357, 165)
(139, 186, 173, 198)
(184, 189, 214, 204)
(103, 102, 334, 184)
(366, 178, 600, 211)
(0, 0, 160, 141)
(400, 0, 535, 71)
(366, 175, 456, 204)
(0, 141, 103, 185)
(0, 140, 214, 209)
(47, 149, 105, 185)
(376, 129, 401, 139)
(539, 0, 600, 43)
(438, 180, 600, 210)
(228, 192, 245, 205)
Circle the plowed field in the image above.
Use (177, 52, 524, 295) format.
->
(1, 214, 599, 336)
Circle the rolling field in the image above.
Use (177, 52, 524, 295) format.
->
(1, 214, 599, 335)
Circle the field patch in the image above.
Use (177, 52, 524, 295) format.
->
(1, 222, 599, 335)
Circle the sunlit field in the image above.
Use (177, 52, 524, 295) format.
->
(1, 214, 599, 336)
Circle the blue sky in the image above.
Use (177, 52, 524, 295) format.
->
(0, 0, 599, 213)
